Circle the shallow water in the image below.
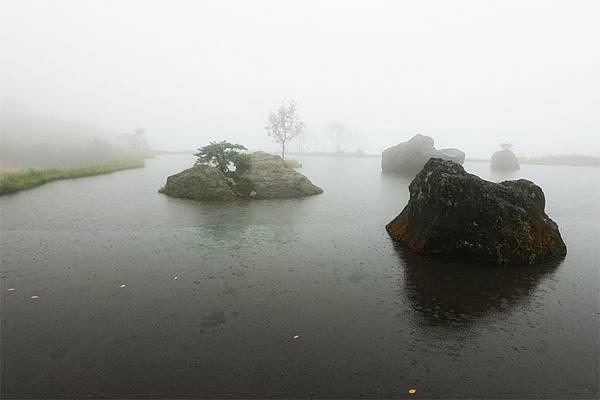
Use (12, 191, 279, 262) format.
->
(1, 155, 598, 398)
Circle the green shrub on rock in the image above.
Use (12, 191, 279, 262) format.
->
(195, 141, 247, 173)
(232, 153, 251, 174)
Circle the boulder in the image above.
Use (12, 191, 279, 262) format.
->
(285, 159, 302, 169)
(491, 149, 520, 170)
(159, 152, 322, 201)
(239, 152, 322, 199)
(386, 158, 566, 266)
(432, 148, 466, 164)
(381, 134, 465, 174)
(158, 164, 240, 201)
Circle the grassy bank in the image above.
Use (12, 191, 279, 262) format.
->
(0, 158, 145, 195)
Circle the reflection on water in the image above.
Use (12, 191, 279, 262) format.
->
(1, 155, 598, 399)
(394, 242, 564, 329)
(171, 198, 309, 248)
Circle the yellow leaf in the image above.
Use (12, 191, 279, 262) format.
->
(30, 295, 39, 299)
(292, 335, 300, 340)
(408, 388, 417, 394)
(173, 276, 179, 280)
(120, 284, 127, 288)
(7, 288, 16, 292)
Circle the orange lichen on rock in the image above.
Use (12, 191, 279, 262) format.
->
(415, 240, 427, 253)
(389, 222, 409, 237)
(535, 232, 553, 247)
(413, 239, 427, 253)
(406, 235, 427, 253)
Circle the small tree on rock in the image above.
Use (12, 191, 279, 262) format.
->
(265, 100, 305, 159)
(232, 152, 251, 174)
(195, 141, 247, 173)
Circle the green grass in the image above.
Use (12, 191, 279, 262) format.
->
(0, 159, 145, 195)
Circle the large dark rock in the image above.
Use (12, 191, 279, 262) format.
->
(159, 151, 322, 201)
(386, 158, 566, 266)
(491, 148, 520, 170)
(381, 134, 465, 174)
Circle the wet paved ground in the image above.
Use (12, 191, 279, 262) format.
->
(1, 155, 598, 398)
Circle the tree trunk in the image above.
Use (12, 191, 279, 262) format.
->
(282, 141, 285, 160)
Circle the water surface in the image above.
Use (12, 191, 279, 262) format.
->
(1, 155, 598, 398)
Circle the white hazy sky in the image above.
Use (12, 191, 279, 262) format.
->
(1, 0, 599, 157)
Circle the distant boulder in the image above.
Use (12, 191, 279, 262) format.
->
(491, 148, 520, 170)
(381, 134, 465, 174)
(386, 158, 567, 266)
(432, 148, 466, 164)
(159, 151, 322, 201)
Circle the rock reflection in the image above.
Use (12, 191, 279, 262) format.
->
(394, 242, 564, 329)
(171, 198, 310, 250)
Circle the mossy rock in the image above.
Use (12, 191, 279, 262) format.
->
(386, 158, 567, 266)
(159, 164, 239, 201)
(159, 152, 322, 201)
(239, 152, 322, 199)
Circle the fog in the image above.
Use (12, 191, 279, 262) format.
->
(1, 0, 599, 158)
(2, 3, 600, 398)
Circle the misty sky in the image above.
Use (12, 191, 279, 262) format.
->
(1, 0, 599, 157)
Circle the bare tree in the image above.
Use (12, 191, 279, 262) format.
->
(327, 121, 354, 154)
(500, 142, 514, 150)
(294, 129, 310, 153)
(353, 130, 368, 155)
(265, 100, 305, 160)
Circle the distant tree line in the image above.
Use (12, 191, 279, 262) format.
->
(117, 128, 153, 158)
(1, 128, 154, 169)
(519, 154, 600, 167)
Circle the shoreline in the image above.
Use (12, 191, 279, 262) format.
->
(0, 158, 145, 195)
